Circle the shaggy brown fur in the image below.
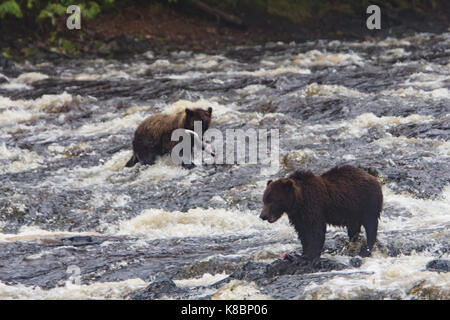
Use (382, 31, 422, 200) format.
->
(260, 165, 383, 260)
(126, 107, 212, 167)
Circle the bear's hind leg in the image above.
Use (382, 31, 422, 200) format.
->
(125, 154, 138, 167)
(361, 217, 378, 257)
(347, 224, 361, 242)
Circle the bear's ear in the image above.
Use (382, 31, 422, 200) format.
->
(185, 108, 194, 116)
(281, 178, 295, 191)
(207, 107, 212, 115)
(266, 179, 273, 186)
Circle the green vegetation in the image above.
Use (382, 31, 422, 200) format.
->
(209, 0, 445, 23)
(0, 0, 444, 25)
(0, 0, 114, 24)
(0, 0, 447, 59)
(0, 0, 115, 57)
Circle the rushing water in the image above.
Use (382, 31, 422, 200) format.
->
(0, 32, 449, 299)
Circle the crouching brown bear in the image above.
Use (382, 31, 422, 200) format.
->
(126, 107, 212, 167)
(260, 165, 383, 260)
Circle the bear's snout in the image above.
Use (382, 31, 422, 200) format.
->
(260, 205, 276, 223)
(259, 206, 269, 221)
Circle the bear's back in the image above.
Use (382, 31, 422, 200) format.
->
(321, 165, 383, 222)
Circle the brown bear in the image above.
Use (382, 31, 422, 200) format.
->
(125, 107, 212, 167)
(260, 165, 383, 260)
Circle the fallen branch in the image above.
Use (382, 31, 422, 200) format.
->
(189, 0, 243, 26)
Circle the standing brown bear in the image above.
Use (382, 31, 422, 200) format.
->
(260, 165, 383, 260)
(126, 107, 212, 167)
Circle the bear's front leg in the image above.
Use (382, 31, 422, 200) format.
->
(182, 162, 196, 169)
(180, 148, 196, 169)
(297, 222, 326, 261)
(137, 150, 156, 166)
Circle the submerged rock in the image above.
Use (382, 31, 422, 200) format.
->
(227, 253, 350, 281)
(129, 278, 186, 300)
(426, 260, 450, 273)
(0, 73, 9, 83)
(349, 257, 363, 268)
(265, 255, 349, 277)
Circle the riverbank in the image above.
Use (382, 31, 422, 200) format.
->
(1, 0, 449, 62)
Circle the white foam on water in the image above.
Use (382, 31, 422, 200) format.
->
(402, 72, 450, 90)
(282, 148, 319, 165)
(235, 242, 299, 263)
(174, 272, 229, 288)
(0, 108, 38, 126)
(74, 112, 144, 136)
(42, 150, 191, 194)
(0, 278, 146, 300)
(72, 70, 132, 81)
(151, 59, 171, 68)
(16, 72, 49, 84)
(0, 96, 26, 109)
(298, 112, 433, 140)
(352, 112, 432, 128)
(436, 140, 450, 157)
(32, 92, 76, 113)
(149, 54, 237, 72)
(336, 112, 434, 139)
(0, 92, 87, 128)
(0, 143, 45, 173)
(380, 185, 450, 233)
(292, 50, 364, 67)
(49, 150, 132, 187)
(289, 83, 366, 98)
(379, 87, 450, 100)
(302, 255, 449, 299)
(113, 208, 293, 239)
(47, 141, 93, 159)
(186, 53, 236, 69)
(130, 155, 190, 184)
(235, 84, 268, 96)
(211, 280, 271, 300)
(379, 48, 411, 61)
(164, 71, 210, 80)
(232, 67, 311, 77)
(0, 95, 37, 125)
(0, 82, 32, 90)
(0, 72, 49, 90)
(377, 37, 412, 47)
(375, 136, 450, 157)
(348, 37, 412, 48)
(0, 226, 99, 243)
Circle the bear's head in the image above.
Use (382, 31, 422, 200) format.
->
(260, 178, 299, 223)
(185, 107, 212, 133)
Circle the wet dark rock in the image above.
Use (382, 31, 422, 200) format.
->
(0, 73, 9, 83)
(62, 236, 95, 246)
(0, 56, 15, 71)
(350, 257, 363, 268)
(265, 255, 349, 277)
(129, 278, 185, 300)
(389, 120, 450, 140)
(225, 253, 350, 283)
(229, 261, 268, 281)
(426, 260, 450, 273)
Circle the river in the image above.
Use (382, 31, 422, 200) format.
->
(0, 32, 449, 299)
